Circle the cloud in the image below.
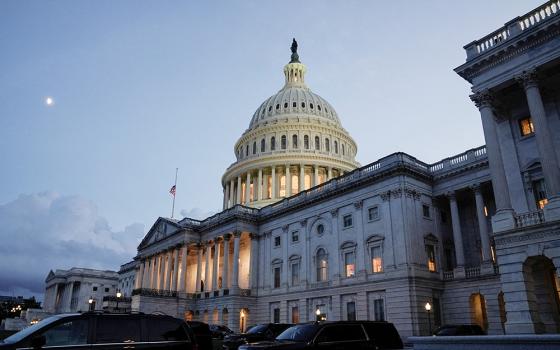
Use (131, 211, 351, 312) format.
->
(0, 192, 144, 300)
(180, 207, 216, 220)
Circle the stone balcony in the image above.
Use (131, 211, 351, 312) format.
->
(131, 287, 252, 300)
(443, 263, 499, 282)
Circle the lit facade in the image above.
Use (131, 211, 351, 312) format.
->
(130, 2, 560, 338)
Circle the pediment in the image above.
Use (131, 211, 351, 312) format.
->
(45, 270, 55, 283)
(137, 217, 181, 250)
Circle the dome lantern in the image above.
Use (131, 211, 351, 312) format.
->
(284, 38, 306, 88)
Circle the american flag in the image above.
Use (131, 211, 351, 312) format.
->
(169, 185, 176, 197)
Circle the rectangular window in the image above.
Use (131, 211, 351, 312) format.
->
(345, 252, 355, 277)
(274, 267, 281, 288)
(273, 308, 280, 323)
(291, 231, 299, 243)
(371, 246, 383, 273)
(533, 179, 548, 209)
(291, 306, 299, 323)
(422, 204, 430, 218)
(373, 299, 385, 321)
(279, 175, 286, 197)
(93, 286, 98, 291)
(347, 302, 356, 321)
(291, 263, 300, 286)
(274, 236, 281, 247)
(426, 244, 437, 272)
(368, 206, 379, 221)
(343, 214, 353, 228)
(519, 117, 534, 136)
(292, 175, 299, 195)
(104, 288, 109, 293)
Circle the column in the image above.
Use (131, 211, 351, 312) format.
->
(257, 168, 263, 201)
(155, 254, 161, 290)
(236, 176, 242, 204)
(229, 179, 235, 208)
(448, 192, 465, 267)
(178, 245, 188, 292)
(245, 172, 251, 205)
(196, 245, 203, 292)
(299, 164, 305, 192)
(314, 165, 319, 186)
(232, 232, 241, 289)
(327, 167, 333, 181)
(249, 233, 259, 290)
(271, 166, 277, 199)
(223, 235, 230, 289)
(159, 254, 166, 290)
(149, 256, 156, 289)
(224, 183, 230, 210)
(516, 71, 560, 208)
(165, 250, 173, 290)
(205, 242, 212, 291)
(212, 238, 221, 290)
(473, 185, 492, 262)
(471, 91, 515, 231)
(171, 248, 179, 291)
(141, 259, 150, 288)
(135, 261, 144, 289)
(286, 164, 291, 197)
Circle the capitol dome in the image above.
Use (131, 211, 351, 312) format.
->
(222, 39, 359, 209)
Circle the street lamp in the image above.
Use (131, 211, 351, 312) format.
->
(116, 290, 122, 312)
(315, 307, 321, 322)
(425, 302, 432, 335)
(88, 297, 94, 311)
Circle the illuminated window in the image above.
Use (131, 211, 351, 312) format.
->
(270, 137, 276, 151)
(291, 175, 298, 194)
(371, 246, 383, 273)
(291, 306, 299, 323)
(304, 135, 309, 149)
(281, 135, 287, 149)
(344, 252, 355, 277)
(316, 249, 328, 282)
(533, 179, 548, 209)
(368, 206, 379, 221)
(304, 174, 311, 190)
(261, 139, 265, 152)
(519, 117, 534, 136)
(325, 138, 330, 152)
(426, 244, 437, 272)
(315, 136, 320, 150)
(279, 175, 286, 197)
(241, 183, 246, 203)
(292, 135, 298, 148)
(249, 183, 254, 202)
(343, 214, 353, 228)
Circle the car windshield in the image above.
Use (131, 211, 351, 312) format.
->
(3, 316, 63, 343)
(276, 324, 318, 342)
(246, 325, 268, 334)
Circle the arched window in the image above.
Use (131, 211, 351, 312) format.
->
(261, 139, 265, 152)
(292, 135, 298, 149)
(325, 138, 330, 152)
(315, 136, 320, 150)
(271, 137, 276, 151)
(281, 135, 287, 150)
(292, 102, 296, 108)
(276, 104, 280, 110)
(245, 145, 249, 157)
(317, 105, 322, 111)
(284, 102, 288, 108)
(252, 141, 256, 155)
(316, 248, 328, 282)
(334, 141, 338, 154)
(304, 135, 309, 149)
(342, 144, 345, 156)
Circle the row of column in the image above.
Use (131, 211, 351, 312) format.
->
(224, 164, 345, 209)
(471, 69, 560, 222)
(134, 233, 245, 293)
(447, 184, 492, 267)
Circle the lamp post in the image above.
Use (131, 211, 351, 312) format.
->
(425, 302, 432, 335)
(88, 297, 94, 311)
(315, 307, 321, 322)
(116, 290, 122, 312)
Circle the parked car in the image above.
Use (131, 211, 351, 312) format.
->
(187, 321, 213, 350)
(0, 312, 196, 350)
(209, 324, 233, 339)
(238, 321, 403, 350)
(433, 324, 486, 336)
(223, 323, 293, 350)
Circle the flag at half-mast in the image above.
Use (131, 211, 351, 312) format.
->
(169, 185, 176, 197)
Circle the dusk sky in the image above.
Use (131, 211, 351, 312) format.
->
(0, 0, 542, 298)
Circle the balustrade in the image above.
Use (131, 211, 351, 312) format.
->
(514, 210, 545, 228)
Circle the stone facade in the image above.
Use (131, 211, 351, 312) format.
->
(43, 267, 119, 313)
(129, 0, 560, 339)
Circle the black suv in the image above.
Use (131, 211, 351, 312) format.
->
(238, 321, 403, 350)
(0, 312, 195, 350)
(223, 324, 293, 350)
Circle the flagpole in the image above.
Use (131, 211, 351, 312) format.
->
(171, 168, 178, 218)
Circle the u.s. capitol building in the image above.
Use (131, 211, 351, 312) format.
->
(124, 2, 560, 338)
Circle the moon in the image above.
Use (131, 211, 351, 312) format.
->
(45, 97, 54, 106)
